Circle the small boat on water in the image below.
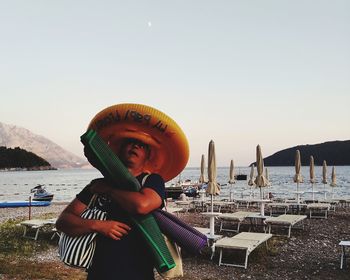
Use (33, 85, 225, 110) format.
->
(31, 185, 54, 202)
(165, 179, 201, 199)
(165, 185, 183, 199)
(235, 174, 247, 180)
(0, 200, 51, 208)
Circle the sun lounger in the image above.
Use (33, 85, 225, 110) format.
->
(264, 214, 307, 238)
(267, 203, 290, 216)
(19, 218, 57, 241)
(319, 199, 339, 212)
(166, 207, 183, 215)
(307, 203, 331, 219)
(219, 211, 259, 233)
(204, 201, 236, 212)
(339, 240, 350, 269)
(175, 201, 193, 212)
(215, 232, 272, 269)
(193, 227, 223, 259)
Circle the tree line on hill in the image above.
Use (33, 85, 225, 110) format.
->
(0, 146, 54, 170)
(258, 140, 350, 166)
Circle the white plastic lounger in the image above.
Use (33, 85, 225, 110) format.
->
(267, 203, 290, 216)
(19, 218, 57, 241)
(193, 227, 223, 259)
(215, 232, 272, 269)
(264, 214, 307, 238)
(219, 211, 258, 233)
(339, 240, 350, 269)
(307, 203, 331, 219)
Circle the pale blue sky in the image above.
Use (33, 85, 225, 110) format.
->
(1, 1, 349, 166)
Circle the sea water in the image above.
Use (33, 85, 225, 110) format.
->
(0, 166, 349, 202)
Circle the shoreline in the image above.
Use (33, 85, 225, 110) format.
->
(0, 203, 68, 223)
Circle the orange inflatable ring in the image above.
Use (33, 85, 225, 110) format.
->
(87, 103, 189, 182)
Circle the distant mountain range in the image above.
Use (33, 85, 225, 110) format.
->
(255, 140, 350, 166)
(0, 122, 88, 169)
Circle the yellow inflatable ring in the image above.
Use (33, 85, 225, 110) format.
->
(88, 103, 189, 182)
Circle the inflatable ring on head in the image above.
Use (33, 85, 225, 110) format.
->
(87, 103, 189, 182)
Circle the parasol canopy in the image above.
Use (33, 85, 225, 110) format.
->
(248, 164, 255, 186)
(322, 160, 328, 199)
(293, 150, 303, 183)
(229, 159, 235, 184)
(309, 156, 316, 184)
(322, 160, 328, 184)
(310, 155, 316, 201)
(330, 166, 336, 187)
(254, 145, 268, 188)
(206, 140, 220, 196)
(206, 140, 220, 237)
(199, 154, 206, 184)
(265, 167, 271, 186)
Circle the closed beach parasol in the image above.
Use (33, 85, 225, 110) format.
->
(309, 156, 316, 201)
(322, 160, 328, 199)
(199, 154, 206, 184)
(265, 167, 271, 199)
(330, 166, 336, 198)
(254, 145, 268, 198)
(248, 164, 255, 198)
(228, 159, 235, 200)
(265, 167, 270, 186)
(254, 145, 268, 216)
(293, 150, 303, 203)
(206, 140, 220, 237)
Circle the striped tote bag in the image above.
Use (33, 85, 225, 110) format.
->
(58, 195, 107, 269)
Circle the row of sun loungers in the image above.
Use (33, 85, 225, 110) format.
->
(218, 211, 307, 238)
(172, 198, 339, 269)
(175, 199, 334, 219)
(18, 211, 348, 270)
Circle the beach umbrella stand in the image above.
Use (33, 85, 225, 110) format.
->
(248, 164, 255, 199)
(254, 145, 269, 216)
(205, 140, 221, 237)
(330, 166, 336, 199)
(322, 160, 328, 200)
(228, 159, 235, 201)
(293, 150, 303, 204)
(310, 156, 316, 202)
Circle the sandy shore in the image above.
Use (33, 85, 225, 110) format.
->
(1, 202, 349, 279)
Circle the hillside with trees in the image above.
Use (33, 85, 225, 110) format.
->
(256, 140, 350, 166)
(0, 146, 54, 170)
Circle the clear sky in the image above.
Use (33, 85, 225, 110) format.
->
(1, 1, 349, 167)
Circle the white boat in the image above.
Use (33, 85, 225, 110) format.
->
(31, 185, 54, 202)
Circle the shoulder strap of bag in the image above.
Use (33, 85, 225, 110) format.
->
(141, 173, 150, 186)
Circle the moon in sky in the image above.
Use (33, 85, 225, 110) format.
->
(148, 21, 152, 27)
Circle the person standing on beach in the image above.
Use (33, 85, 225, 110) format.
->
(56, 103, 189, 280)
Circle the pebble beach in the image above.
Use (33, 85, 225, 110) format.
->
(1, 201, 349, 280)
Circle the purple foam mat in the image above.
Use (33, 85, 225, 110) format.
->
(153, 209, 207, 254)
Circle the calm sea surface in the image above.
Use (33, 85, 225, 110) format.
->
(0, 166, 349, 202)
